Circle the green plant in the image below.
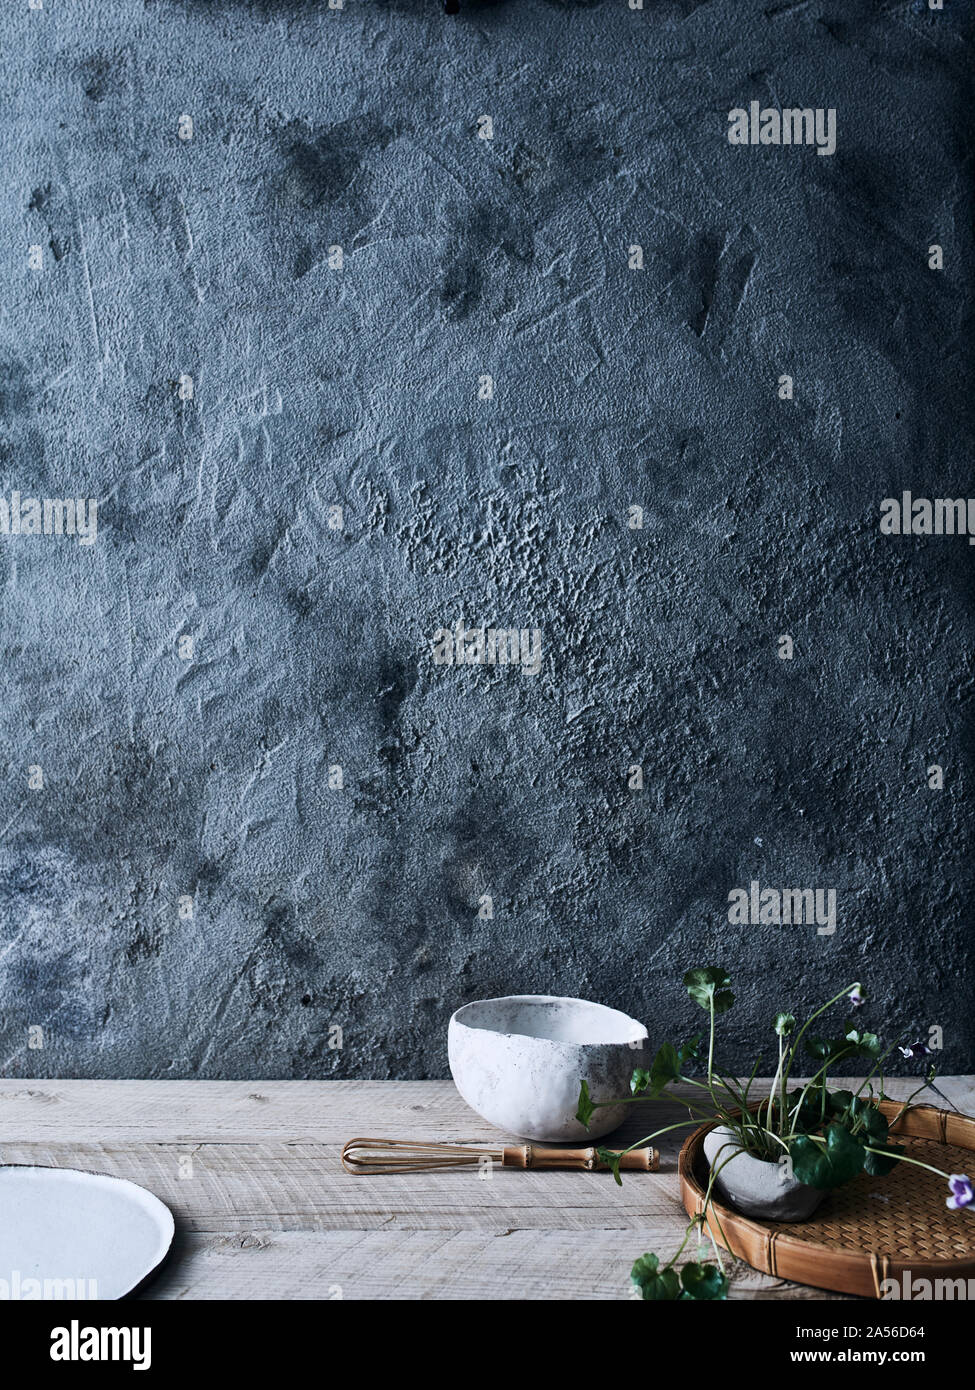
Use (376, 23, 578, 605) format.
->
(577, 968, 972, 1301)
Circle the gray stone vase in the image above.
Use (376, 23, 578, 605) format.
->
(703, 1125, 826, 1221)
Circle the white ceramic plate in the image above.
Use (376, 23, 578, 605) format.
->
(0, 1165, 174, 1300)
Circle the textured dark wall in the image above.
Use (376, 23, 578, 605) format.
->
(1, 0, 972, 1080)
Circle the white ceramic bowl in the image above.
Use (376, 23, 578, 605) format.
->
(448, 994, 649, 1141)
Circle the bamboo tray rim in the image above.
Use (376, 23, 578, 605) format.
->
(678, 1099, 975, 1299)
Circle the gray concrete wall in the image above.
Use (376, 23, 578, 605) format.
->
(1, 0, 972, 1079)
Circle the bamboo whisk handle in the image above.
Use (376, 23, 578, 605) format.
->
(503, 1145, 658, 1172)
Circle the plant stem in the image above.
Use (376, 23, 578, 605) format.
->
(851, 1036, 904, 1104)
(590, 1080, 714, 1113)
(707, 997, 716, 1097)
(741, 1054, 762, 1112)
(780, 981, 860, 1104)
(799, 1133, 956, 1185)
(764, 1034, 784, 1135)
(613, 1115, 713, 1159)
(780, 1038, 789, 1133)
(663, 1219, 699, 1271)
(786, 1045, 860, 1137)
(860, 1147, 953, 1181)
(695, 1144, 757, 1276)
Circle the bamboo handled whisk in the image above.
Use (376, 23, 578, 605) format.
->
(342, 1137, 659, 1175)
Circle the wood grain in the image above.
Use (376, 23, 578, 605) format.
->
(146, 1230, 849, 1301)
(0, 1079, 968, 1299)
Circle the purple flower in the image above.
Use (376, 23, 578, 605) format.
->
(946, 1175, 974, 1211)
(898, 1043, 932, 1060)
(848, 985, 865, 1008)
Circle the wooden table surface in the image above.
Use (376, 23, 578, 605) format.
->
(1, 1076, 971, 1300)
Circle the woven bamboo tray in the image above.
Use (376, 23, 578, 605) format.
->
(678, 1100, 975, 1298)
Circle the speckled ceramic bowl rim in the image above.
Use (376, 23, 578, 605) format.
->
(449, 994, 648, 1046)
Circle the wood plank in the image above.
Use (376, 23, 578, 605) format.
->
(3, 1078, 967, 1299)
(0, 1139, 690, 1232)
(1, 1077, 967, 1143)
(140, 1230, 848, 1301)
(2, 1077, 965, 1235)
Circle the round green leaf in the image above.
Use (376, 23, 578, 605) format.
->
(679, 1261, 729, 1300)
(788, 1123, 865, 1189)
(631, 1253, 681, 1301)
(683, 967, 735, 1015)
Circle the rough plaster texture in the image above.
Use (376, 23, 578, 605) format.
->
(0, 0, 972, 1080)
